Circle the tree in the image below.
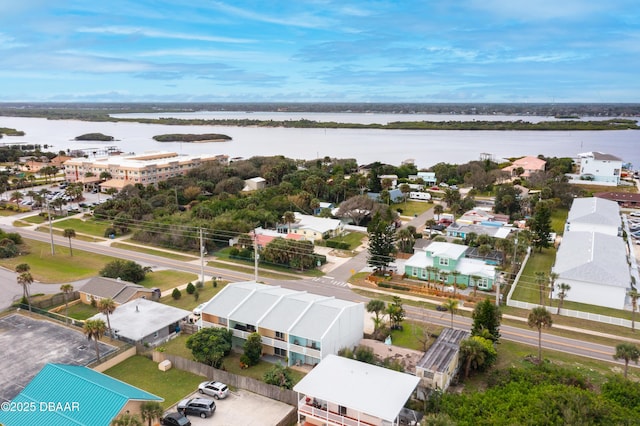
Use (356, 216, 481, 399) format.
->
(17, 271, 34, 312)
(83, 319, 106, 361)
(443, 298, 459, 328)
(528, 307, 553, 363)
(111, 413, 143, 426)
(399, 183, 411, 202)
(60, 283, 74, 325)
(186, 282, 196, 294)
(139, 401, 163, 426)
(535, 271, 547, 305)
(387, 296, 406, 330)
(98, 298, 116, 340)
(460, 338, 487, 379)
(433, 204, 444, 221)
(471, 298, 502, 342)
(613, 343, 640, 379)
(366, 299, 386, 337)
(628, 288, 640, 332)
(99, 259, 148, 283)
(63, 228, 76, 256)
(242, 332, 263, 366)
(10, 190, 22, 207)
(172, 288, 182, 300)
(367, 212, 396, 272)
(186, 327, 232, 368)
(263, 363, 295, 389)
(556, 283, 571, 314)
(529, 201, 553, 252)
(548, 272, 559, 307)
(470, 274, 481, 298)
(451, 270, 461, 298)
(396, 228, 414, 253)
(282, 211, 296, 233)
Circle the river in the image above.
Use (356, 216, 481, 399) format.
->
(0, 112, 638, 169)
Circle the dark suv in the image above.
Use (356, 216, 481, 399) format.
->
(177, 397, 216, 418)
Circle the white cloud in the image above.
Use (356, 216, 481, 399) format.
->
(76, 26, 253, 44)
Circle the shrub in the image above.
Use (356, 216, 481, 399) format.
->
(195, 281, 204, 289)
(229, 247, 240, 256)
(104, 227, 116, 238)
(172, 288, 182, 300)
(186, 282, 195, 294)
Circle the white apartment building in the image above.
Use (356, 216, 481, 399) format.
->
(63, 151, 228, 190)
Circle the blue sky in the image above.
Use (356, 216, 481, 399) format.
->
(1, 1, 639, 103)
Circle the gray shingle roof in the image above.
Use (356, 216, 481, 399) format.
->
(78, 276, 153, 303)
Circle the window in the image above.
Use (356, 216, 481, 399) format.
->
(275, 331, 285, 340)
(439, 257, 449, 266)
(274, 347, 286, 357)
(338, 406, 347, 415)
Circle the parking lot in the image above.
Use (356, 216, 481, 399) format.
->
(165, 388, 294, 426)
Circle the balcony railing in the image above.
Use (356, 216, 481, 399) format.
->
(298, 399, 377, 426)
(289, 343, 321, 359)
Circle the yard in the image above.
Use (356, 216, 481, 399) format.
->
(325, 231, 366, 250)
(393, 200, 433, 217)
(104, 355, 206, 409)
(139, 269, 198, 291)
(0, 238, 116, 282)
(52, 217, 111, 238)
(160, 281, 228, 311)
(63, 302, 99, 320)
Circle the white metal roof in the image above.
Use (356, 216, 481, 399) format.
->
(293, 212, 342, 234)
(90, 299, 190, 341)
(567, 197, 620, 228)
(201, 281, 266, 318)
(259, 292, 330, 332)
(293, 355, 419, 422)
(552, 231, 630, 287)
(425, 241, 468, 260)
(230, 286, 298, 325)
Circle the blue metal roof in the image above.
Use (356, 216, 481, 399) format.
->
(0, 364, 162, 426)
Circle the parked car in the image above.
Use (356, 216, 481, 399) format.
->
(177, 398, 216, 418)
(630, 211, 640, 217)
(161, 412, 191, 426)
(436, 305, 448, 312)
(198, 381, 229, 399)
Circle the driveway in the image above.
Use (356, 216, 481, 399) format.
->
(166, 389, 294, 426)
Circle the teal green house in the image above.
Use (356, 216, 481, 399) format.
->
(0, 363, 162, 426)
(404, 241, 497, 290)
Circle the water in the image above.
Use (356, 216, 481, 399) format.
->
(0, 113, 638, 169)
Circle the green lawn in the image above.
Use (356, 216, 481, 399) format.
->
(394, 200, 433, 217)
(104, 355, 206, 409)
(111, 242, 196, 262)
(207, 258, 307, 280)
(389, 321, 444, 351)
(326, 231, 366, 250)
(0, 239, 116, 282)
(158, 334, 306, 386)
(551, 208, 569, 235)
(21, 214, 48, 224)
(37, 226, 104, 242)
(65, 302, 99, 320)
(139, 270, 198, 291)
(511, 247, 555, 304)
(53, 217, 110, 238)
(160, 282, 227, 311)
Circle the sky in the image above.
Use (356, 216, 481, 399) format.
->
(1, 1, 639, 103)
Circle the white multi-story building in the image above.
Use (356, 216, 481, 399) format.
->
(577, 151, 623, 185)
(63, 151, 228, 190)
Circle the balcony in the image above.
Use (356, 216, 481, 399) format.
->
(289, 342, 321, 359)
(298, 398, 377, 426)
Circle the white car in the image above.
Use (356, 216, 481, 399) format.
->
(198, 381, 229, 399)
(193, 303, 207, 316)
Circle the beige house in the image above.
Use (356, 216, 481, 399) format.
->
(77, 276, 158, 306)
(502, 156, 546, 177)
(415, 328, 469, 395)
(276, 212, 344, 241)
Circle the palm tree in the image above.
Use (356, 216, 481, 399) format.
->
(451, 270, 461, 298)
(140, 401, 164, 426)
(613, 342, 640, 379)
(535, 271, 546, 305)
(440, 271, 450, 292)
(556, 283, 571, 314)
(98, 298, 117, 340)
(17, 272, 34, 313)
(628, 289, 640, 332)
(443, 298, 459, 328)
(528, 307, 553, 363)
(60, 284, 74, 325)
(366, 299, 386, 338)
(84, 319, 107, 361)
(548, 272, 559, 307)
(10, 190, 22, 207)
(282, 211, 296, 234)
(426, 266, 438, 288)
(110, 413, 143, 426)
(460, 338, 486, 379)
(63, 228, 76, 256)
(433, 204, 444, 221)
(470, 274, 482, 298)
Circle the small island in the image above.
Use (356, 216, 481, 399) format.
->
(152, 133, 232, 142)
(75, 133, 114, 141)
(0, 127, 25, 137)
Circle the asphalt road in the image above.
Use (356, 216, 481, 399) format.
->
(0, 221, 635, 371)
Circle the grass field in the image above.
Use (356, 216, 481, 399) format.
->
(104, 355, 206, 409)
(325, 231, 366, 251)
(207, 258, 309, 280)
(111, 242, 196, 262)
(52, 217, 110, 238)
(160, 282, 227, 311)
(139, 270, 198, 291)
(65, 302, 99, 320)
(550, 208, 568, 235)
(0, 239, 116, 282)
(394, 200, 433, 217)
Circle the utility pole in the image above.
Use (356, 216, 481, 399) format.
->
(254, 233, 259, 282)
(46, 198, 55, 255)
(199, 228, 205, 284)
